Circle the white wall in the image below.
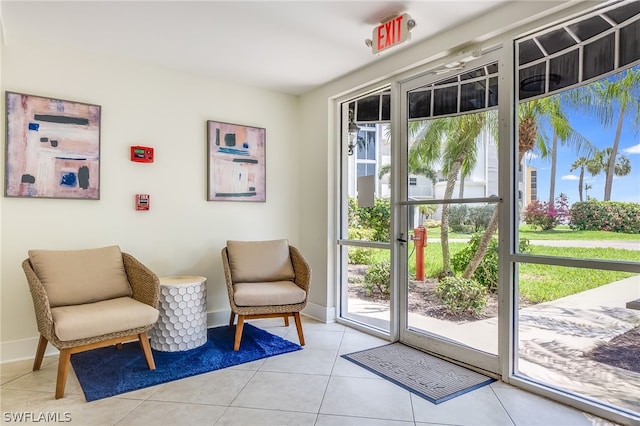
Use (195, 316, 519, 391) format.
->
(0, 40, 303, 361)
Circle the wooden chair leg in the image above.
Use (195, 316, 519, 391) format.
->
(55, 349, 72, 399)
(138, 332, 156, 370)
(234, 315, 245, 351)
(283, 315, 289, 327)
(229, 311, 236, 327)
(293, 312, 305, 346)
(33, 335, 48, 371)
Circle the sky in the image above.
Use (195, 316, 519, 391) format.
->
(525, 68, 640, 205)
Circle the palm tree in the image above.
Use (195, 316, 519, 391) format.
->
(410, 112, 486, 275)
(462, 97, 564, 279)
(585, 147, 632, 197)
(579, 67, 640, 200)
(542, 93, 594, 204)
(569, 156, 601, 202)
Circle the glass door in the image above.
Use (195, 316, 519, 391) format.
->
(338, 88, 393, 334)
(398, 51, 502, 373)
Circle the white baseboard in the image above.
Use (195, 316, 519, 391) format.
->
(302, 302, 336, 323)
(1, 304, 336, 364)
(1, 337, 58, 364)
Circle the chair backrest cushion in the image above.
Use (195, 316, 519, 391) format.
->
(28, 245, 132, 308)
(226, 239, 295, 283)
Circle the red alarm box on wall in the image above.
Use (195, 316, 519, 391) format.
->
(131, 146, 154, 162)
(136, 194, 150, 211)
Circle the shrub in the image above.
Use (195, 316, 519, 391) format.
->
(449, 205, 472, 233)
(348, 197, 391, 242)
(523, 193, 569, 230)
(452, 234, 531, 292)
(569, 201, 640, 234)
(423, 219, 440, 228)
(468, 205, 494, 231)
(363, 259, 391, 296)
(435, 276, 487, 315)
(449, 205, 495, 233)
(347, 228, 376, 264)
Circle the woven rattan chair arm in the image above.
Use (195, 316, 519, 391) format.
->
(22, 259, 55, 341)
(122, 253, 159, 308)
(289, 246, 311, 293)
(221, 247, 239, 310)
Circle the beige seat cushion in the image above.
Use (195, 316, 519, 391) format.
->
(233, 281, 306, 306)
(227, 239, 295, 283)
(51, 297, 159, 342)
(28, 246, 132, 308)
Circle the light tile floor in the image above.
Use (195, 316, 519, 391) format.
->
(0, 317, 617, 426)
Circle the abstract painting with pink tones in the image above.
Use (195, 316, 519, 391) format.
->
(207, 120, 266, 202)
(5, 92, 101, 199)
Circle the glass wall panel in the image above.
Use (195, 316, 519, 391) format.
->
(514, 3, 640, 421)
(516, 263, 640, 414)
(517, 66, 640, 262)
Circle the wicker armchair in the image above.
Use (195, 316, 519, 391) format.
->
(22, 246, 160, 399)
(221, 239, 311, 350)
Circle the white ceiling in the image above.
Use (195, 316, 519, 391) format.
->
(0, 1, 511, 95)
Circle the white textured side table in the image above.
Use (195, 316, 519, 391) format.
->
(150, 276, 208, 352)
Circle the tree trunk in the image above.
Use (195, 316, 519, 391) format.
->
(548, 132, 558, 204)
(463, 143, 529, 279)
(463, 205, 498, 279)
(458, 170, 465, 198)
(440, 160, 462, 275)
(578, 166, 584, 202)
(604, 108, 625, 201)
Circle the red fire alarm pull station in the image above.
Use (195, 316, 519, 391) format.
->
(131, 146, 154, 162)
(136, 194, 150, 211)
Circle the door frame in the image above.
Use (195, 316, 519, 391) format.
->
(396, 49, 504, 374)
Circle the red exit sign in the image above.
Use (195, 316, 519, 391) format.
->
(371, 13, 413, 54)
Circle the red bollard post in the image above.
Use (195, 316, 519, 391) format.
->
(414, 225, 427, 281)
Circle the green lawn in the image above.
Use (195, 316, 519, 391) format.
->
(405, 241, 640, 303)
(354, 227, 639, 304)
(425, 225, 640, 241)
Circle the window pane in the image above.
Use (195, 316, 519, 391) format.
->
(488, 77, 498, 107)
(409, 90, 431, 119)
(620, 20, 640, 67)
(433, 86, 458, 116)
(583, 34, 615, 80)
(357, 95, 381, 121)
(537, 28, 576, 55)
(519, 39, 545, 65)
(604, 1, 640, 24)
(381, 93, 391, 121)
(516, 263, 640, 414)
(518, 67, 640, 262)
(460, 81, 486, 112)
(549, 50, 579, 91)
(568, 15, 611, 41)
(460, 68, 486, 80)
(519, 63, 546, 100)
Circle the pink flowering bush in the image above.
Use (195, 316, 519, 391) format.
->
(523, 193, 570, 231)
(570, 201, 640, 234)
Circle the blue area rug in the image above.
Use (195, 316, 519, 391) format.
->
(343, 343, 494, 404)
(70, 324, 301, 401)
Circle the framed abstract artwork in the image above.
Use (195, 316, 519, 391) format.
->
(4, 92, 101, 199)
(207, 120, 266, 202)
